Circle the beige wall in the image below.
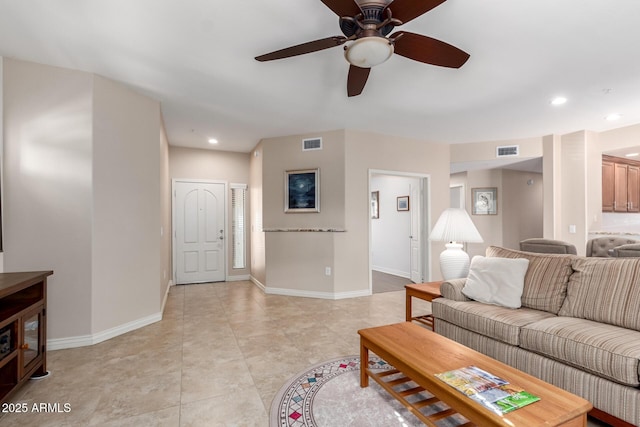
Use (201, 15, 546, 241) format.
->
(3, 58, 166, 345)
(169, 146, 251, 278)
(598, 123, 640, 150)
(260, 130, 345, 295)
(342, 130, 450, 286)
(3, 58, 94, 339)
(262, 130, 346, 230)
(463, 169, 503, 257)
(249, 143, 265, 286)
(453, 169, 543, 254)
(257, 129, 450, 295)
(542, 134, 561, 238)
(92, 75, 162, 332)
(160, 123, 172, 300)
(501, 170, 543, 250)
(450, 137, 543, 164)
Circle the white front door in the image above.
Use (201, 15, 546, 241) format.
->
(174, 181, 226, 284)
(410, 181, 422, 283)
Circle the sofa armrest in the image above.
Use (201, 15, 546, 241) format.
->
(440, 278, 471, 302)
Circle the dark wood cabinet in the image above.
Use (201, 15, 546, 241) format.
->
(602, 160, 615, 212)
(0, 271, 52, 403)
(614, 162, 628, 212)
(603, 155, 640, 212)
(628, 165, 640, 212)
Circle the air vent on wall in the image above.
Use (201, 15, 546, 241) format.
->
(302, 137, 322, 151)
(496, 145, 519, 157)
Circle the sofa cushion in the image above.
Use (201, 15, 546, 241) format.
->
(462, 256, 529, 308)
(431, 298, 556, 346)
(558, 257, 640, 331)
(521, 316, 640, 387)
(486, 246, 574, 314)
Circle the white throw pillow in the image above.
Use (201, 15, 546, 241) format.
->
(462, 256, 529, 309)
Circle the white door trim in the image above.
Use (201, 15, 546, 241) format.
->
(368, 169, 432, 293)
(172, 179, 228, 284)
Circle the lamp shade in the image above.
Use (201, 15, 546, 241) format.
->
(429, 208, 483, 243)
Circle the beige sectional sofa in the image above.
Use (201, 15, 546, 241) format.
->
(432, 246, 640, 427)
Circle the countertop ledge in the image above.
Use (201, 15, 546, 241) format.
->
(263, 228, 346, 232)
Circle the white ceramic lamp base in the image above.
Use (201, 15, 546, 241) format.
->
(439, 242, 471, 280)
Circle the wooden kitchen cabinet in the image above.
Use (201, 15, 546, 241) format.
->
(603, 155, 640, 212)
(628, 165, 640, 212)
(602, 160, 615, 212)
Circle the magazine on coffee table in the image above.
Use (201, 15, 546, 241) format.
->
(435, 365, 540, 414)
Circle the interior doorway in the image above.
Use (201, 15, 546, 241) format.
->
(369, 170, 431, 293)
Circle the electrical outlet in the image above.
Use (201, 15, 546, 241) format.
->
(325, 267, 331, 276)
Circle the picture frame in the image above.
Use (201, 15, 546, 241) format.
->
(472, 187, 497, 215)
(285, 168, 320, 213)
(397, 196, 409, 211)
(371, 191, 379, 219)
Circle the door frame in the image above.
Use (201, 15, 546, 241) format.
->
(172, 178, 228, 284)
(368, 169, 432, 292)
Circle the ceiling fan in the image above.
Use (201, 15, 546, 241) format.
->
(255, 0, 470, 97)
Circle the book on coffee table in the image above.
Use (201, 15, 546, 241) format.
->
(435, 365, 540, 414)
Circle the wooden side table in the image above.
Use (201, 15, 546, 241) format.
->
(405, 281, 442, 330)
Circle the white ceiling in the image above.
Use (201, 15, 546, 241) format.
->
(2, 0, 640, 154)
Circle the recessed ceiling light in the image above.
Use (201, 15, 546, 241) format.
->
(605, 113, 621, 121)
(550, 96, 567, 105)
(625, 153, 639, 158)
(208, 138, 218, 144)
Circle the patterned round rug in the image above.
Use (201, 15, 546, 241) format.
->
(269, 355, 466, 427)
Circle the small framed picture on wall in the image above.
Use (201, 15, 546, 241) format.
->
(285, 168, 320, 213)
(397, 196, 409, 211)
(472, 187, 497, 215)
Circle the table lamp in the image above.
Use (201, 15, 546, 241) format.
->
(429, 208, 483, 280)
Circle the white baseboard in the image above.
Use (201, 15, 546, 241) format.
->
(372, 266, 410, 279)
(264, 286, 370, 300)
(47, 308, 164, 351)
(160, 279, 174, 315)
(226, 274, 250, 282)
(48, 279, 181, 351)
(250, 275, 266, 291)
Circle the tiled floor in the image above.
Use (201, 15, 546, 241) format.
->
(371, 270, 410, 293)
(1, 281, 610, 426)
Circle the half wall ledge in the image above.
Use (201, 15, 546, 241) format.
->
(262, 228, 346, 232)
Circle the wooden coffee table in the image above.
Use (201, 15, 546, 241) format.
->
(358, 322, 592, 426)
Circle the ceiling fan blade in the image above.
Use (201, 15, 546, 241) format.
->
(386, 0, 447, 24)
(255, 36, 347, 61)
(320, 0, 361, 17)
(391, 31, 469, 68)
(347, 65, 371, 97)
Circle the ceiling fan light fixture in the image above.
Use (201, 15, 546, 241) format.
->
(344, 37, 394, 68)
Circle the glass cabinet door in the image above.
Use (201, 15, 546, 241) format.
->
(22, 310, 42, 370)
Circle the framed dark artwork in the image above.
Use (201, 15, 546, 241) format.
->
(397, 196, 409, 211)
(285, 168, 320, 213)
(472, 187, 497, 215)
(371, 191, 379, 219)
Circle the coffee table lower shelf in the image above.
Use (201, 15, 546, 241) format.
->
(365, 367, 472, 426)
